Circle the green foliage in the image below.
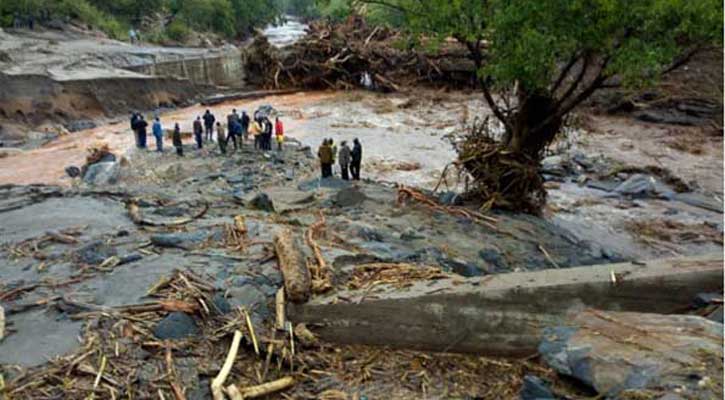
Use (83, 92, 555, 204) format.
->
(165, 19, 191, 41)
(0, 0, 285, 41)
(317, 0, 352, 21)
(362, 0, 723, 93)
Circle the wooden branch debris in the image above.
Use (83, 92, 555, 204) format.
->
(305, 211, 333, 294)
(273, 229, 312, 303)
(211, 330, 243, 400)
(397, 186, 498, 230)
(225, 377, 295, 400)
(126, 200, 209, 227)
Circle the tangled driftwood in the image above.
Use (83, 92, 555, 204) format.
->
(245, 16, 475, 92)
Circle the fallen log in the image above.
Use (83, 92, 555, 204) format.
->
(225, 377, 295, 400)
(273, 229, 312, 303)
(289, 254, 723, 356)
(200, 89, 300, 106)
(126, 200, 209, 227)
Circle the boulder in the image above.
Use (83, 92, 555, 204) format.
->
(65, 120, 96, 132)
(519, 375, 556, 400)
(74, 240, 118, 265)
(335, 186, 367, 207)
(153, 312, 199, 340)
(211, 293, 232, 315)
(150, 231, 210, 250)
(540, 155, 568, 177)
(227, 285, 267, 308)
(65, 166, 81, 178)
(540, 310, 723, 398)
(613, 174, 660, 198)
(249, 193, 275, 212)
(82, 161, 120, 185)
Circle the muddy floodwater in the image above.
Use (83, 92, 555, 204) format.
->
(0, 89, 722, 262)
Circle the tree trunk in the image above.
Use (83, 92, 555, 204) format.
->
(505, 92, 563, 159)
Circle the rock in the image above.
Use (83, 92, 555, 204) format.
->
(153, 206, 187, 217)
(358, 226, 385, 242)
(440, 257, 483, 277)
(519, 375, 556, 400)
(211, 293, 232, 315)
(635, 110, 706, 126)
(0, 305, 4, 341)
(65, 120, 96, 132)
(539, 310, 723, 398)
(614, 174, 660, 198)
(82, 161, 120, 186)
(479, 249, 509, 271)
(118, 253, 143, 265)
(400, 228, 425, 241)
(693, 292, 723, 308)
(227, 285, 267, 309)
(249, 193, 275, 212)
(335, 186, 367, 207)
(150, 231, 210, 250)
(65, 166, 81, 178)
(541, 155, 567, 176)
(706, 306, 723, 323)
(73, 240, 117, 265)
(437, 191, 462, 206)
(153, 312, 199, 340)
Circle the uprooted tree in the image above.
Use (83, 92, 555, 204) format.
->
(356, 0, 722, 213)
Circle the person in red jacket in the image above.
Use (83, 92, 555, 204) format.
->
(274, 117, 284, 151)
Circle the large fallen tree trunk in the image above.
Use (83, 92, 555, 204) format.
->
(273, 229, 312, 303)
(289, 254, 723, 356)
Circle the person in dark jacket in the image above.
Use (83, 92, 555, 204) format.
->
(203, 110, 215, 142)
(338, 141, 351, 180)
(318, 139, 333, 178)
(351, 138, 362, 180)
(263, 117, 273, 150)
(172, 123, 183, 156)
(193, 116, 203, 149)
(130, 112, 140, 148)
(240, 111, 250, 142)
(227, 119, 240, 151)
(136, 116, 149, 149)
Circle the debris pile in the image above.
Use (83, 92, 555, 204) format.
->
(452, 118, 547, 214)
(245, 16, 475, 91)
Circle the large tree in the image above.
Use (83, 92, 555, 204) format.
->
(358, 0, 722, 210)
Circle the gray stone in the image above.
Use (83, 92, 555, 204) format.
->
(211, 293, 232, 315)
(706, 306, 723, 323)
(400, 228, 425, 241)
(83, 161, 121, 185)
(539, 311, 723, 397)
(150, 231, 209, 250)
(479, 249, 509, 271)
(227, 285, 266, 308)
(335, 187, 367, 207)
(437, 191, 462, 206)
(74, 240, 117, 265)
(249, 193, 275, 212)
(614, 174, 660, 198)
(519, 375, 556, 400)
(153, 312, 199, 340)
(358, 227, 385, 242)
(65, 166, 81, 178)
(693, 292, 723, 308)
(541, 155, 567, 176)
(66, 120, 96, 132)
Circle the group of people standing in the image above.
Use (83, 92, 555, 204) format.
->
(318, 138, 363, 180)
(130, 112, 184, 156)
(131, 107, 364, 181)
(130, 107, 285, 157)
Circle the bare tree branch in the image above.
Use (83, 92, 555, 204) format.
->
(553, 53, 590, 111)
(550, 52, 581, 94)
